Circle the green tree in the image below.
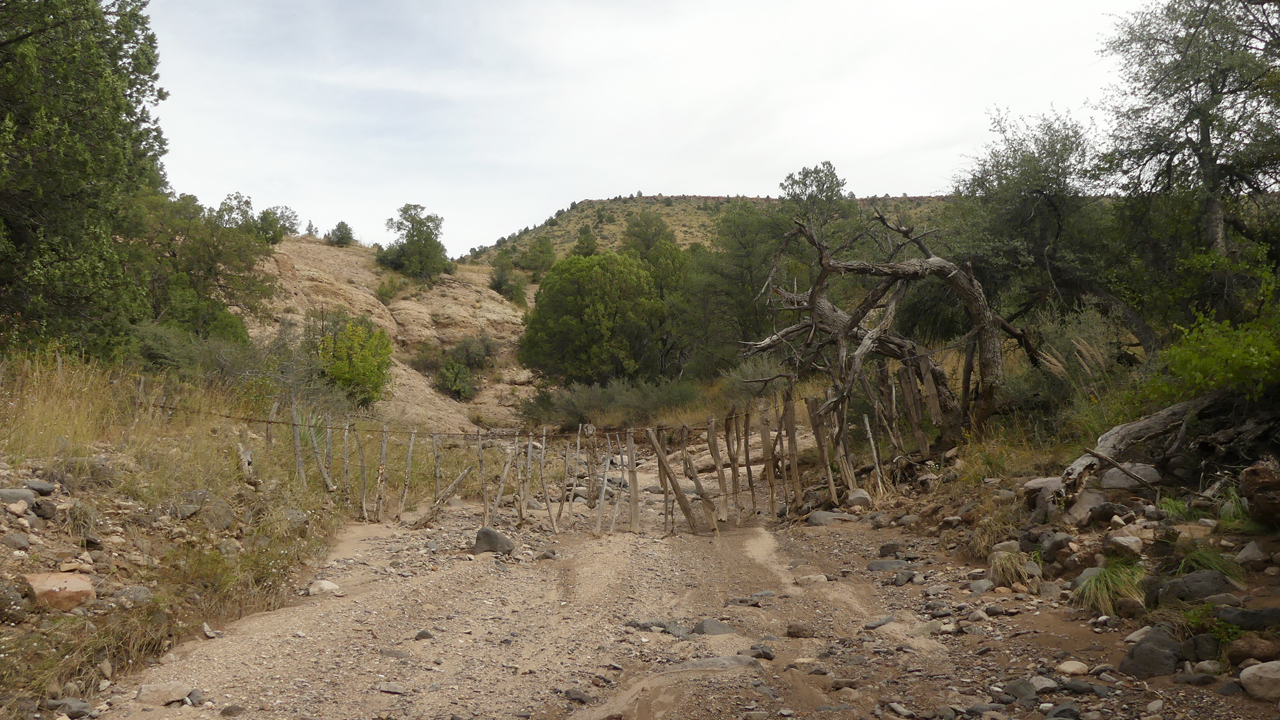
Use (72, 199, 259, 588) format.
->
(327, 221, 355, 247)
(516, 235, 556, 281)
(572, 224, 598, 256)
(622, 210, 676, 260)
(489, 253, 527, 306)
(0, 0, 166, 353)
(518, 253, 661, 385)
(377, 204, 454, 280)
(316, 315, 394, 407)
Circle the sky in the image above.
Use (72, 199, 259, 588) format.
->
(148, 0, 1153, 256)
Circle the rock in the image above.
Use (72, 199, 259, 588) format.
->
(23, 573, 94, 611)
(896, 514, 919, 526)
(741, 644, 776, 660)
(786, 622, 816, 638)
(1240, 660, 1280, 701)
(864, 616, 894, 630)
(0, 578, 32, 623)
(113, 585, 152, 608)
(1236, 541, 1269, 568)
(281, 508, 310, 536)
(1119, 626, 1182, 679)
(308, 580, 340, 596)
(1116, 597, 1146, 618)
(1064, 490, 1106, 526)
(1226, 636, 1280, 664)
(1, 532, 30, 551)
(136, 682, 193, 706)
(1056, 661, 1089, 676)
(473, 527, 514, 554)
(1100, 463, 1161, 489)
(564, 688, 594, 704)
(1239, 458, 1280, 525)
(378, 682, 407, 694)
(1160, 569, 1228, 604)
(887, 702, 914, 718)
(1172, 673, 1217, 685)
(1002, 679, 1037, 701)
(1194, 660, 1225, 674)
(46, 699, 91, 719)
(1187, 633, 1220, 662)
(1045, 701, 1081, 719)
(991, 540, 1020, 554)
(1105, 535, 1144, 557)
(168, 490, 236, 530)
(878, 542, 901, 557)
(220, 705, 246, 716)
(808, 511, 856, 526)
(846, 489, 872, 508)
(24, 480, 56, 496)
(414, 629, 433, 640)
(1217, 680, 1245, 695)
(795, 574, 827, 587)
(1215, 606, 1280, 632)
(0, 488, 36, 505)
(1038, 581, 1062, 599)
(867, 559, 908, 571)
(1202, 592, 1242, 606)
(691, 619, 735, 635)
(969, 579, 994, 595)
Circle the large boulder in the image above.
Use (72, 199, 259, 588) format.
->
(1159, 570, 1229, 604)
(1100, 463, 1161, 490)
(23, 573, 95, 611)
(1240, 661, 1280, 702)
(473, 527, 514, 555)
(1239, 459, 1280, 525)
(1119, 626, 1183, 679)
(807, 510, 856, 526)
(1214, 606, 1280, 632)
(1227, 636, 1280, 665)
(1063, 490, 1106, 526)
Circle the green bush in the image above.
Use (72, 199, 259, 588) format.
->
(326, 221, 355, 247)
(434, 358, 477, 401)
(519, 377, 699, 429)
(375, 276, 406, 305)
(489, 255, 527, 306)
(316, 316, 393, 407)
(448, 334, 499, 369)
(1151, 316, 1280, 400)
(409, 342, 443, 374)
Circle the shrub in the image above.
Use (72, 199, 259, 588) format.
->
(435, 358, 477, 401)
(376, 276, 406, 305)
(409, 342, 444, 374)
(448, 333, 499, 369)
(489, 255, 527, 306)
(326, 221, 355, 247)
(315, 316, 393, 406)
(1150, 316, 1280, 400)
(519, 377, 699, 429)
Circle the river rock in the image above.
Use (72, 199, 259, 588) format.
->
(1160, 569, 1228, 604)
(136, 681, 194, 705)
(808, 510, 856, 526)
(1235, 541, 1269, 569)
(1214, 606, 1280, 631)
(846, 489, 872, 508)
(1227, 636, 1280, 664)
(308, 580, 340, 596)
(692, 618, 735, 635)
(1118, 626, 1182, 679)
(1105, 535, 1143, 557)
(23, 573, 95, 611)
(0, 488, 36, 505)
(1100, 463, 1160, 490)
(473, 527, 514, 554)
(1239, 459, 1280, 525)
(1063, 490, 1106, 526)
(1240, 661, 1280, 701)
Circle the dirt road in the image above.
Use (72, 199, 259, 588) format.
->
(98, 492, 1271, 720)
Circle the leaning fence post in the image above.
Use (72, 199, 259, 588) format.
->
(707, 416, 729, 522)
(374, 425, 388, 522)
(627, 431, 640, 534)
(398, 429, 416, 521)
(539, 429, 558, 534)
(291, 400, 305, 485)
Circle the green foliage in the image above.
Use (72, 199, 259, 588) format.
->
(1158, 496, 1209, 522)
(448, 334, 499, 370)
(1151, 316, 1280, 400)
(1071, 556, 1146, 616)
(516, 235, 556, 281)
(434, 358, 477, 401)
(408, 342, 443, 375)
(518, 252, 662, 385)
(572, 224, 598, 256)
(1183, 602, 1245, 645)
(489, 254, 527, 306)
(326, 221, 355, 247)
(1003, 306, 1134, 420)
(1169, 541, 1245, 580)
(375, 275, 406, 305)
(622, 211, 677, 260)
(377, 204, 454, 280)
(314, 315, 393, 407)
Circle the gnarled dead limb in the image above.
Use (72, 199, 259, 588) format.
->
(1062, 392, 1224, 485)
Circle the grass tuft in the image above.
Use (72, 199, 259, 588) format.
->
(1071, 557, 1147, 616)
(1168, 541, 1245, 580)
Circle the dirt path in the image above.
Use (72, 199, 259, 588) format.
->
(98, 496, 1271, 720)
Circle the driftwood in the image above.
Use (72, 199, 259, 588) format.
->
(412, 466, 474, 528)
(1062, 393, 1223, 484)
(646, 428, 699, 534)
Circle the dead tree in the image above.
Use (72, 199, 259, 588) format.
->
(747, 211, 1025, 446)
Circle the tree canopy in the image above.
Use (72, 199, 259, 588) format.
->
(377, 204, 454, 280)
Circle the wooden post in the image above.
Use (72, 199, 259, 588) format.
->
(490, 442, 517, 525)
(266, 400, 278, 446)
(414, 466, 474, 527)
(358, 429, 368, 522)
(723, 411, 742, 525)
(679, 426, 719, 534)
(707, 416, 729, 522)
(864, 413, 886, 495)
(742, 405, 757, 516)
(342, 420, 351, 499)
(323, 417, 332, 477)
(918, 357, 944, 425)
(805, 398, 839, 505)
(758, 402, 777, 518)
(594, 434, 612, 536)
(609, 435, 626, 534)
(291, 401, 305, 485)
(307, 417, 336, 492)
(539, 429, 558, 534)
(897, 365, 931, 459)
(431, 434, 440, 503)
(646, 428, 699, 534)
(398, 429, 416, 520)
(374, 426, 389, 522)
(784, 395, 802, 507)
(627, 431, 641, 534)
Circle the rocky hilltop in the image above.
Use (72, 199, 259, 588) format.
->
(259, 236, 534, 432)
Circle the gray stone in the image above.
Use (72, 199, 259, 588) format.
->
(864, 616, 894, 630)
(1119, 626, 1183, 679)
(1214, 606, 1280, 631)
(1240, 661, 1280, 701)
(24, 480, 56, 496)
(895, 514, 919, 526)
(1063, 490, 1106, 526)
(786, 622, 816, 638)
(969, 579, 994, 595)
(168, 490, 236, 530)
(991, 540, 1020, 553)
(1171, 673, 1217, 685)
(564, 688, 594, 703)
(0, 579, 32, 623)
(1236, 541, 1269, 568)
(136, 682, 194, 706)
(1194, 660, 1225, 675)
(1100, 463, 1161, 490)
(1, 533, 30, 551)
(691, 618, 735, 635)
(1043, 532, 1075, 556)
(867, 559, 909, 571)
(807, 511, 856, 526)
(846, 489, 872, 508)
(1045, 700, 1081, 718)
(878, 542, 901, 557)
(1160, 569, 1229, 604)
(1105, 535, 1143, 557)
(1203, 593, 1242, 606)
(113, 585, 153, 608)
(377, 682, 408, 695)
(1038, 581, 1062, 598)
(473, 527, 515, 554)
(0, 488, 36, 505)
(1002, 678, 1037, 701)
(45, 698, 90, 719)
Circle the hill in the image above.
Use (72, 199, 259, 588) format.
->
(463, 193, 950, 264)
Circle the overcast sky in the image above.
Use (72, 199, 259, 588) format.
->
(148, 0, 1151, 256)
